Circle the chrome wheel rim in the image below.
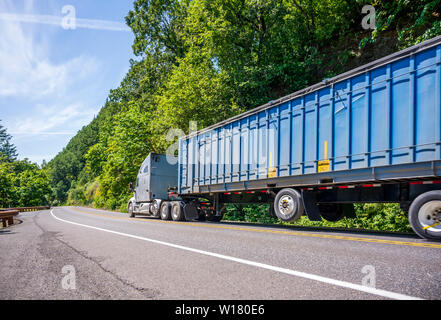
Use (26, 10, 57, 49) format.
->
(151, 202, 158, 214)
(278, 195, 295, 217)
(161, 205, 168, 218)
(418, 201, 441, 232)
(171, 206, 178, 219)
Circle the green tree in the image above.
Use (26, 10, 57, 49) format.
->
(360, 0, 441, 48)
(126, 0, 191, 58)
(0, 158, 52, 208)
(93, 102, 154, 209)
(0, 120, 18, 162)
(12, 165, 52, 207)
(154, 48, 241, 140)
(0, 161, 15, 207)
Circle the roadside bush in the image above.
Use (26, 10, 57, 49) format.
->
(224, 203, 412, 233)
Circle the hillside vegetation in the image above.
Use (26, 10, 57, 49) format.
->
(3, 0, 440, 231)
(0, 122, 52, 208)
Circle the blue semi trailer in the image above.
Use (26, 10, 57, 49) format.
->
(128, 35, 441, 240)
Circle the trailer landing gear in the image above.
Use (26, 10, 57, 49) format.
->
(206, 205, 225, 222)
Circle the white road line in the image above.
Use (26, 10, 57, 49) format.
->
(50, 209, 423, 300)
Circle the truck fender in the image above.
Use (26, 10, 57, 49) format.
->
(128, 197, 136, 210)
(150, 199, 162, 216)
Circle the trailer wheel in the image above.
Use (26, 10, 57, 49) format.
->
(318, 204, 345, 222)
(274, 188, 304, 222)
(171, 202, 185, 221)
(160, 202, 171, 221)
(409, 191, 441, 240)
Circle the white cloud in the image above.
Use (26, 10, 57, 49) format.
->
(0, 16, 98, 99)
(0, 12, 131, 32)
(0, 0, 105, 163)
(10, 104, 96, 136)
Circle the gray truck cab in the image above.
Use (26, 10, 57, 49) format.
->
(128, 153, 178, 217)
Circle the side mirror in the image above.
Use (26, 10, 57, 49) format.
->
(129, 182, 134, 192)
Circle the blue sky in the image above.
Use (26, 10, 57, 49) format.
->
(0, 0, 135, 164)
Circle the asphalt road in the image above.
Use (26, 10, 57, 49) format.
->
(1, 206, 440, 300)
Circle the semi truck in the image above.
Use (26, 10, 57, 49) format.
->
(128, 35, 441, 241)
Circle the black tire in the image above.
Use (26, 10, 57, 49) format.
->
(409, 191, 441, 241)
(274, 188, 304, 222)
(150, 200, 161, 218)
(318, 204, 345, 222)
(160, 202, 171, 221)
(171, 202, 185, 221)
(128, 202, 135, 218)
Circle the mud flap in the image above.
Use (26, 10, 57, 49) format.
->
(301, 190, 322, 221)
(268, 203, 276, 217)
(183, 202, 199, 221)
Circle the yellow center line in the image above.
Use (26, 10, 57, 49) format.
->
(66, 207, 441, 249)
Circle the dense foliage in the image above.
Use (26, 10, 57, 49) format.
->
(0, 122, 52, 208)
(223, 203, 412, 233)
(44, 0, 440, 231)
(0, 120, 17, 162)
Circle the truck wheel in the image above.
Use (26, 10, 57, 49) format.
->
(160, 202, 171, 221)
(274, 188, 304, 222)
(150, 200, 161, 218)
(128, 202, 135, 218)
(318, 204, 345, 222)
(171, 202, 185, 221)
(409, 191, 441, 240)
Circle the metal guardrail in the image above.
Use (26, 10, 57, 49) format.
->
(2, 206, 51, 212)
(0, 210, 19, 228)
(0, 206, 50, 227)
